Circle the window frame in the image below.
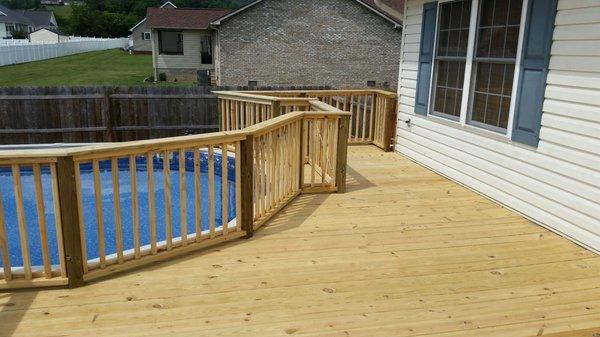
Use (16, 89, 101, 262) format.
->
(426, 0, 529, 138)
(142, 32, 151, 41)
(199, 34, 213, 65)
(158, 30, 184, 55)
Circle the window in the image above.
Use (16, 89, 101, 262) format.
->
(159, 31, 183, 55)
(200, 35, 212, 64)
(428, 0, 525, 134)
(142, 32, 151, 41)
(469, 0, 523, 131)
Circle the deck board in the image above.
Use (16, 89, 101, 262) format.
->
(1, 145, 599, 337)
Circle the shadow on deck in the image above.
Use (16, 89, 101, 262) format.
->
(1, 146, 600, 337)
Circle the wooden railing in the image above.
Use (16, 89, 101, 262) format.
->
(0, 101, 350, 289)
(217, 90, 397, 151)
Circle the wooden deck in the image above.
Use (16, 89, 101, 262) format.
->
(1, 145, 600, 337)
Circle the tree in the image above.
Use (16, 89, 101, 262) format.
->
(68, 3, 136, 38)
(131, 0, 160, 18)
(11, 30, 29, 39)
(0, 0, 41, 9)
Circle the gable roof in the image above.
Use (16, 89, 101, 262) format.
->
(0, 4, 34, 25)
(30, 27, 66, 36)
(210, 0, 403, 28)
(130, 1, 177, 32)
(20, 10, 56, 27)
(147, 7, 233, 30)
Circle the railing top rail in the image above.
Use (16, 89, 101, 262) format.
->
(239, 89, 397, 98)
(213, 91, 281, 104)
(0, 110, 350, 162)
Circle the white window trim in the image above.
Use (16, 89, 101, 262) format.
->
(143, 32, 151, 40)
(426, 0, 529, 139)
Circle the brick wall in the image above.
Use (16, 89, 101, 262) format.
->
(217, 0, 402, 89)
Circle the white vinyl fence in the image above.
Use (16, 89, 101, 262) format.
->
(0, 38, 129, 66)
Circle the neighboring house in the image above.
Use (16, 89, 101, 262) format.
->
(29, 27, 69, 43)
(129, 1, 177, 54)
(147, 0, 404, 87)
(396, 0, 600, 252)
(148, 7, 232, 82)
(0, 4, 57, 39)
(40, 0, 65, 5)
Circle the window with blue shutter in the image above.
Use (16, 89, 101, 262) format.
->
(415, 2, 438, 116)
(511, 0, 558, 147)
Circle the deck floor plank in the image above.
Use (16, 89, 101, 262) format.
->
(1, 146, 599, 337)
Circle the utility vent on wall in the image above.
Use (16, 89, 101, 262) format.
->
(248, 80, 258, 87)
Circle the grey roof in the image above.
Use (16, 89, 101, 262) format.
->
(21, 10, 56, 27)
(31, 27, 65, 35)
(0, 5, 56, 27)
(0, 4, 34, 25)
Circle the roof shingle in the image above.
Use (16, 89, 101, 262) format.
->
(147, 7, 232, 30)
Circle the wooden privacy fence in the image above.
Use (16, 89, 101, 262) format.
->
(0, 86, 220, 144)
(0, 86, 333, 145)
(0, 95, 350, 289)
(217, 89, 397, 151)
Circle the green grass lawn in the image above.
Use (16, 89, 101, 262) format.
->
(45, 4, 73, 19)
(0, 49, 195, 87)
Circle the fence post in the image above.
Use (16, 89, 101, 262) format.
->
(240, 134, 254, 238)
(335, 115, 350, 193)
(102, 88, 116, 142)
(56, 156, 85, 288)
(383, 95, 398, 152)
(271, 100, 281, 118)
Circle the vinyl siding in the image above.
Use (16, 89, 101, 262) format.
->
(131, 21, 152, 52)
(153, 29, 215, 70)
(29, 29, 60, 43)
(396, 0, 600, 252)
(0, 23, 6, 39)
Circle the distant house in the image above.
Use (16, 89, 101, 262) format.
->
(147, 0, 403, 87)
(129, 1, 177, 54)
(29, 27, 69, 43)
(0, 4, 57, 39)
(40, 0, 65, 5)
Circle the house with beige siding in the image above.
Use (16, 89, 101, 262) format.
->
(396, 0, 600, 253)
(129, 1, 176, 54)
(147, 0, 404, 87)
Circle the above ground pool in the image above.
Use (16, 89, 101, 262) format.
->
(0, 150, 237, 269)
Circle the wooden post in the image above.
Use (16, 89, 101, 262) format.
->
(271, 100, 281, 118)
(240, 134, 254, 238)
(102, 89, 116, 142)
(335, 115, 350, 193)
(384, 96, 398, 152)
(298, 120, 305, 190)
(56, 156, 85, 288)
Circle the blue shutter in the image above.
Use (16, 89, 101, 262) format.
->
(511, 0, 558, 147)
(414, 2, 438, 116)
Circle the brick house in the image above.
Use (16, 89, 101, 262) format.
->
(147, 0, 403, 88)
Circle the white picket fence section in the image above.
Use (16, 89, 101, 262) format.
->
(0, 38, 129, 66)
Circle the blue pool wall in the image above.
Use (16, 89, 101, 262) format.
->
(0, 150, 237, 269)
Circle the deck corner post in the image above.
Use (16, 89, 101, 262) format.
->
(384, 95, 398, 152)
(240, 134, 255, 238)
(56, 156, 85, 288)
(335, 115, 350, 193)
(271, 100, 282, 118)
